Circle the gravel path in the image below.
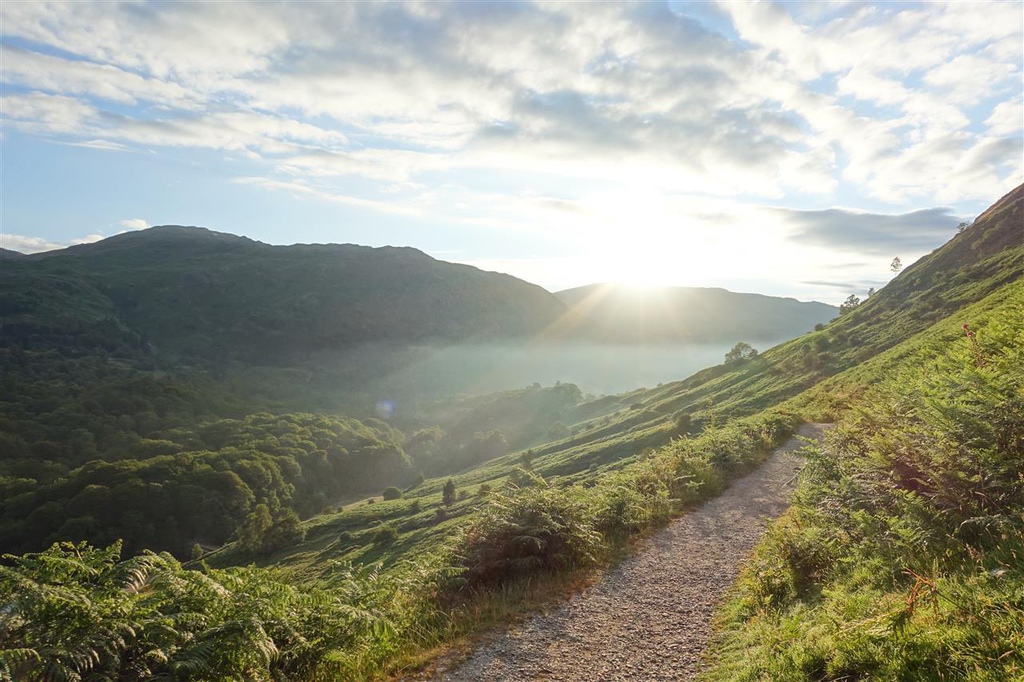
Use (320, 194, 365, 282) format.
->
(431, 423, 829, 682)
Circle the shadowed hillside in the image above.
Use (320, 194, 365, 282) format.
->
(5, 226, 568, 363)
(554, 284, 837, 343)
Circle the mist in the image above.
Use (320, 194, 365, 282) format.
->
(365, 340, 785, 399)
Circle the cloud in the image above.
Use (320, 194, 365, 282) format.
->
(233, 177, 422, 216)
(71, 233, 105, 245)
(801, 280, 861, 290)
(780, 206, 960, 255)
(0, 233, 65, 253)
(0, 0, 1019, 215)
(0, 225, 142, 254)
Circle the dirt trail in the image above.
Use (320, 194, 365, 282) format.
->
(432, 423, 829, 682)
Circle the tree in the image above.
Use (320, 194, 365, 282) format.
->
(262, 509, 305, 552)
(839, 294, 861, 315)
(237, 503, 272, 552)
(442, 478, 456, 506)
(724, 342, 758, 364)
(890, 257, 902, 274)
(866, 287, 876, 298)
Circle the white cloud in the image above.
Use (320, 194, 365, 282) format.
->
(119, 218, 149, 230)
(986, 98, 1024, 136)
(233, 177, 423, 217)
(71, 233, 105, 245)
(0, 0, 1019, 221)
(0, 233, 65, 253)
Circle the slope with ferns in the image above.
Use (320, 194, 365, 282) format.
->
(1, 185, 1021, 681)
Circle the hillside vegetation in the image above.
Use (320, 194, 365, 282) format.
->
(706, 283, 1024, 680)
(0, 185, 1020, 680)
(1, 227, 566, 364)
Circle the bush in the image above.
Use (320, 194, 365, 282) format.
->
(382, 486, 403, 501)
(372, 524, 399, 546)
(455, 486, 601, 589)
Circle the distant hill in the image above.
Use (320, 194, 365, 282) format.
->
(2, 226, 841, 367)
(555, 284, 837, 343)
(0, 247, 25, 259)
(3, 226, 568, 362)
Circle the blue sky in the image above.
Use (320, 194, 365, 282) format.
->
(1, 0, 1021, 303)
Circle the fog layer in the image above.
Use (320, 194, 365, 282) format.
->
(366, 341, 783, 398)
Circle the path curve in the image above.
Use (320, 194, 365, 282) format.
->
(432, 423, 829, 682)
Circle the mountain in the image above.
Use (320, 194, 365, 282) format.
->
(3, 226, 568, 362)
(2, 226, 840, 377)
(555, 284, 837, 343)
(0, 247, 25, 259)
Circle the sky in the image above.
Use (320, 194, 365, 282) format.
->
(1, 1, 1021, 304)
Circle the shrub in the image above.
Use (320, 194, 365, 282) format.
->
(0, 541, 396, 681)
(455, 486, 601, 589)
(442, 479, 456, 506)
(506, 466, 545, 489)
(382, 486, 403, 501)
(372, 524, 399, 546)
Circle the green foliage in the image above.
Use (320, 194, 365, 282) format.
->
(442, 479, 456, 507)
(0, 541, 398, 681)
(382, 486, 403, 501)
(238, 503, 273, 552)
(447, 411, 796, 592)
(0, 410, 409, 558)
(839, 293, 861, 315)
(724, 342, 758, 364)
(372, 525, 399, 546)
(707, 294, 1024, 681)
(454, 486, 602, 589)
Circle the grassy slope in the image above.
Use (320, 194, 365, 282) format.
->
(694, 185, 1024, 679)
(242, 186, 1022, 587)
(704, 281, 1024, 681)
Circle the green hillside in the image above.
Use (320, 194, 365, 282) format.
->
(3, 226, 568, 363)
(1, 185, 1020, 680)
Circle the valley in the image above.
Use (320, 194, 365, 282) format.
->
(2, 3, 1021, 679)
(2, 182, 1019, 680)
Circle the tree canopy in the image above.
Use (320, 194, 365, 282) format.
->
(724, 342, 758, 364)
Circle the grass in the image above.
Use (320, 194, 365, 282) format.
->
(702, 284, 1024, 681)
